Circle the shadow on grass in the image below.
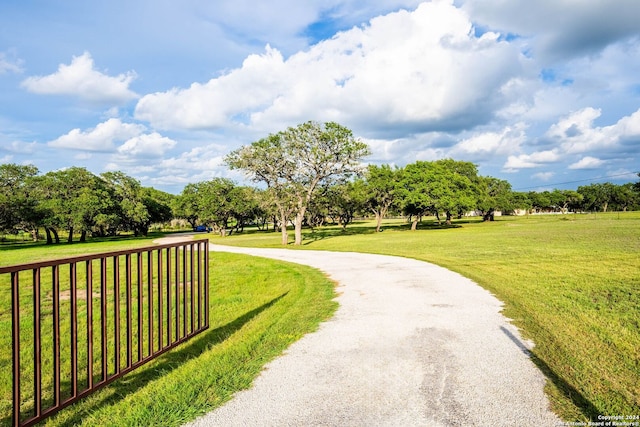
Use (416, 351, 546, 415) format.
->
(53, 292, 288, 427)
(0, 240, 44, 251)
(301, 221, 464, 245)
(499, 326, 600, 421)
(0, 232, 166, 252)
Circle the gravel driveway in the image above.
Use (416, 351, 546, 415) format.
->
(178, 242, 560, 426)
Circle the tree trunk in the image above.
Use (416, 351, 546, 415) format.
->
(45, 227, 53, 244)
(219, 219, 228, 236)
(373, 206, 387, 232)
(445, 211, 452, 225)
(294, 207, 306, 246)
(52, 228, 60, 244)
(79, 230, 87, 242)
(411, 218, 418, 230)
(30, 229, 39, 242)
(278, 212, 288, 245)
(67, 226, 74, 243)
(375, 212, 382, 232)
(280, 224, 288, 245)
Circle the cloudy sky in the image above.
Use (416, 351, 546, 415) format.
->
(1, 0, 639, 193)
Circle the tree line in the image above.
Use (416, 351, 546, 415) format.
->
(2, 121, 639, 245)
(0, 165, 173, 243)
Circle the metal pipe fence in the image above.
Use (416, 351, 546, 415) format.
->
(0, 239, 210, 427)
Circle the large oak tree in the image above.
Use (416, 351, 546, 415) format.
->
(226, 121, 370, 245)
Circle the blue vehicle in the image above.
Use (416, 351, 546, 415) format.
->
(193, 225, 210, 232)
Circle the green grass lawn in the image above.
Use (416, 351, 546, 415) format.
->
(0, 237, 337, 426)
(209, 212, 640, 421)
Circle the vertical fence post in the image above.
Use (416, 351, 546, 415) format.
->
(52, 265, 61, 406)
(11, 272, 21, 427)
(147, 250, 153, 357)
(114, 256, 120, 375)
(86, 260, 93, 390)
(100, 258, 107, 382)
(33, 269, 42, 420)
(70, 262, 78, 398)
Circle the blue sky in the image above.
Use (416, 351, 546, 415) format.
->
(1, 0, 639, 193)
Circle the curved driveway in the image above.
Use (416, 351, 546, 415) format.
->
(181, 242, 560, 426)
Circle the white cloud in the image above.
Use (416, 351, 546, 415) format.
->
(117, 133, 177, 157)
(158, 146, 225, 172)
(132, 145, 232, 190)
(547, 107, 640, 155)
(196, 1, 318, 52)
(451, 123, 527, 159)
(363, 137, 409, 162)
(48, 118, 146, 151)
(462, 0, 640, 62)
(104, 162, 119, 171)
(2, 141, 38, 154)
(74, 153, 93, 160)
(502, 107, 640, 173)
(503, 149, 560, 171)
(569, 156, 605, 170)
(0, 52, 23, 74)
(546, 107, 601, 140)
(615, 109, 640, 137)
(135, 2, 524, 137)
(135, 45, 288, 130)
(532, 172, 555, 181)
(190, 1, 426, 55)
(21, 52, 138, 104)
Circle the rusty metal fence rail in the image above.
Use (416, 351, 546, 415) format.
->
(0, 239, 210, 427)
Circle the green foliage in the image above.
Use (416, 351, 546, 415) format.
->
(194, 178, 237, 231)
(230, 186, 264, 232)
(0, 165, 174, 243)
(577, 182, 617, 212)
(144, 187, 176, 225)
(399, 161, 439, 223)
(306, 181, 367, 229)
(33, 167, 107, 242)
(362, 164, 402, 232)
(174, 179, 261, 235)
(173, 182, 201, 228)
(101, 171, 151, 236)
(0, 164, 40, 235)
(398, 159, 480, 228)
(477, 176, 514, 219)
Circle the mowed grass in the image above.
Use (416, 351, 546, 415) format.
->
(210, 212, 640, 421)
(0, 238, 337, 426)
